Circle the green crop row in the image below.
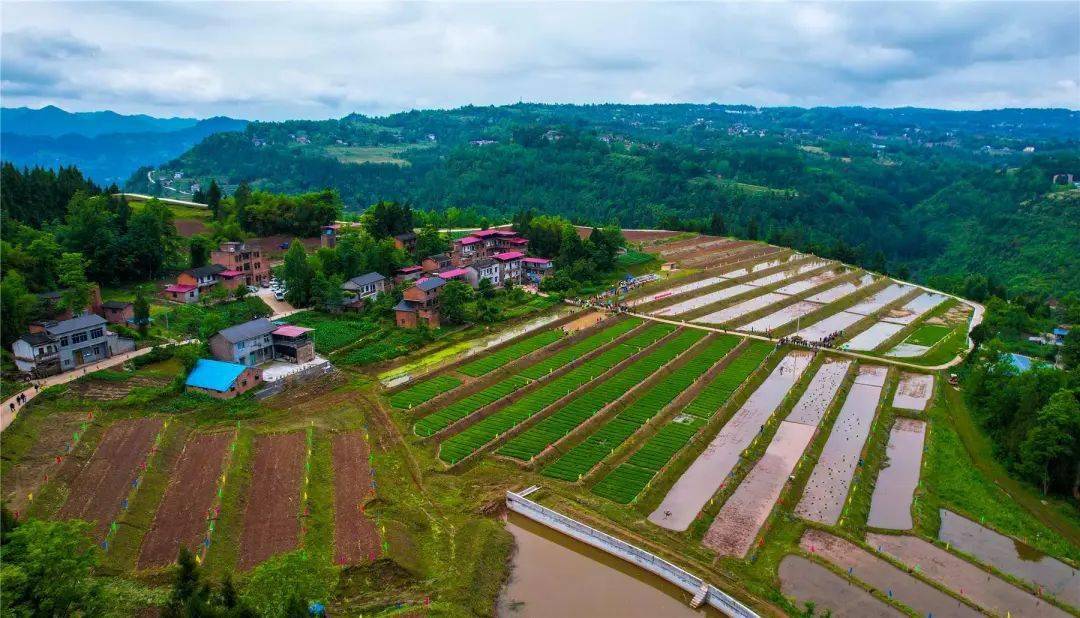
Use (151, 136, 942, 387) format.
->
(389, 375, 464, 410)
(519, 318, 641, 380)
(413, 375, 530, 437)
(591, 340, 773, 503)
(458, 330, 564, 377)
(498, 328, 703, 461)
(542, 334, 740, 481)
(437, 323, 671, 464)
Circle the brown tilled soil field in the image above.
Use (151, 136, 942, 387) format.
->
(68, 375, 171, 401)
(57, 417, 163, 537)
(622, 229, 682, 242)
(173, 218, 208, 237)
(237, 432, 306, 570)
(138, 432, 233, 570)
(1, 411, 84, 513)
(332, 432, 380, 564)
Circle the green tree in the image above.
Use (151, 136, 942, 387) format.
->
(281, 241, 314, 307)
(0, 272, 38, 346)
(414, 224, 449, 261)
(1017, 390, 1079, 495)
(477, 277, 495, 299)
(708, 211, 726, 235)
(133, 285, 152, 336)
(1061, 330, 1080, 370)
(439, 280, 473, 324)
(207, 180, 223, 219)
(189, 235, 212, 268)
(0, 519, 102, 616)
(58, 252, 93, 314)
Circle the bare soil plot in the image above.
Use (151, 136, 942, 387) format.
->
(843, 322, 905, 351)
(623, 229, 683, 242)
(332, 432, 380, 565)
(804, 274, 876, 304)
(800, 530, 982, 618)
(702, 360, 850, 556)
(561, 311, 606, 333)
(695, 292, 787, 325)
(792, 311, 863, 342)
(720, 258, 785, 278)
(174, 218, 208, 237)
(57, 418, 163, 537)
(867, 418, 926, 530)
(648, 351, 813, 531)
(882, 292, 949, 325)
(238, 432, 305, 570)
(658, 237, 732, 258)
(687, 244, 784, 269)
(796, 369, 886, 525)
(671, 240, 755, 263)
(892, 373, 934, 411)
(68, 374, 171, 401)
(867, 532, 1071, 618)
(938, 510, 1080, 608)
(651, 284, 752, 316)
(847, 283, 914, 316)
(779, 555, 904, 618)
(138, 432, 232, 569)
(738, 300, 821, 334)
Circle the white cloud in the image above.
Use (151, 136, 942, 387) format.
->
(0, 1, 1076, 120)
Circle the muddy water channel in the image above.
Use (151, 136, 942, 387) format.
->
(938, 510, 1080, 608)
(498, 512, 716, 617)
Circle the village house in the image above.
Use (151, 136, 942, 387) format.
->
(393, 232, 418, 254)
(340, 272, 389, 308)
(12, 314, 133, 377)
(494, 251, 525, 285)
(185, 358, 263, 399)
(177, 264, 227, 293)
(35, 285, 103, 321)
(450, 229, 529, 267)
(211, 241, 269, 287)
(522, 257, 554, 283)
(164, 282, 199, 303)
(209, 317, 316, 366)
(465, 258, 501, 288)
(395, 265, 424, 284)
(421, 253, 452, 273)
(100, 300, 134, 325)
(320, 224, 340, 248)
(395, 276, 445, 329)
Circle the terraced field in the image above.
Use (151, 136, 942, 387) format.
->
(389, 375, 463, 410)
(414, 375, 530, 437)
(457, 329, 563, 377)
(542, 334, 740, 481)
(591, 340, 774, 504)
(438, 323, 675, 464)
(498, 328, 706, 462)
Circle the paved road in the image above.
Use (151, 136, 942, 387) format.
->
(0, 339, 197, 432)
(256, 288, 302, 319)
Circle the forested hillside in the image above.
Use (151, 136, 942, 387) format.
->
(120, 104, 1079, 298)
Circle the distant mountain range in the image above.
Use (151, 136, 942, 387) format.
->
(1, 106, 247, 183)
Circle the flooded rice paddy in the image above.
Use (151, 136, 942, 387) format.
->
(938, 510, 1080, 608)
(882, 292, 948, 325)
(628, 277, 724, 307)
(792, 310, 862, 342)
(774, 269, 844, 295)
(498, 512, 714, 617)
(867, 418, 926, 530)
(799, 530, 981, 618)
(778, 555, 904, 618)
(796, 366, 887, 525)
(892, 373, 934, 411)
(886, 343, 931, 358)
(702, 360, 850, 556)
(695, 292, 787, 325)
(804, 274, 875, 304)
(651, 284, 752, 316)
(843, 321, 905, 351)
(649, 351, 814, 531)
(738, 300, 822, 333)
(866, 532, 1070, 618)
(847, 283, 914, 316)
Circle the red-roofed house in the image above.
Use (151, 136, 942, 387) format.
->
(523, 257, 554, 282)
(165, 283, 199, 303)
(494, 251, 524, 285)
(451, 229, 529, 267)
(395, 265, 424, 284)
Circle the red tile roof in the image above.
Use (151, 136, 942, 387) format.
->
(398, 265, 424, 273)
(438, 268, 470, 278)
(507, 237, 529, 245)
(471, 229, 501, 238)
(523, 257, 552, 265)
(165, 284, 197, 293)
(457, 236, 483, 245)
(494, 251, 524, 261)
(272, 325, 313, 338)
(218, 269, 243, 277)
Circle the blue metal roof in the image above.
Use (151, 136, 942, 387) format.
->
(1052, 327, 1069, 336)
(186, 359, 248, 392)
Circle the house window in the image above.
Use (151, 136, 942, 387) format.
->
(72, 332, 88, 344)
(90, 328, 103, 339)
(237, 341, 246, 350)
(60, 336, 69, 346)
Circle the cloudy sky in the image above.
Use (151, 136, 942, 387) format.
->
(2, 1, 1077, 120)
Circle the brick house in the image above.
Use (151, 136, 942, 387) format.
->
(100, 300, 134, 325)
(185, 359, 263, 399)
(164, 283, 200, 303)
(393, 232, 417, 254)
(395, 277, 445, 329)
(209, 318, 315, 366)
(421, 253, 452, 273)
(211, 242, 268, 286)
(450, 229, 529, 267)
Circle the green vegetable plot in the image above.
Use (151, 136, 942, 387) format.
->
(519, 318, 641, 380)
(389, 375, 463, 409)
(457, 330, 564, 377)
(591, 340, 773, 503)
(438, 322, 672, 464)
(499, 327, 701, 462)
(542, 334, 740, 481)
(413, 376, 529, 437)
